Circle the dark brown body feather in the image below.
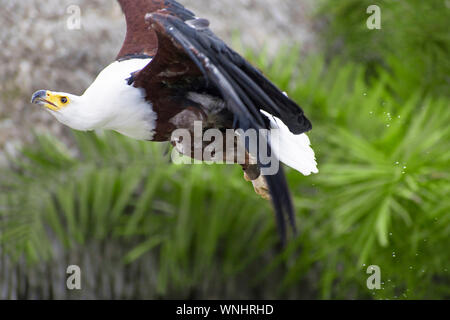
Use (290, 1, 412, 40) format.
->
(117, 0, 193, 58)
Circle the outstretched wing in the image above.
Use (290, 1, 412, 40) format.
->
(118, 0, 313, 244)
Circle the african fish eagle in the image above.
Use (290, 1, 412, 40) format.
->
(31, 0, 318, 244)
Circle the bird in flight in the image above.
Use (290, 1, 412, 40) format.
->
(31, 0, 318, 245)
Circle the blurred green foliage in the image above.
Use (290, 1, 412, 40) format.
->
(317, 0, 450, 98)
(1, 48, 449, 299)
(1, 1, 449, 299)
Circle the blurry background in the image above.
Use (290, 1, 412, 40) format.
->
(0, 0, 449, 299)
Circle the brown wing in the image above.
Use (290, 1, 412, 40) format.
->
(135, 12, 311, 135)
(117, 0, 196, 59)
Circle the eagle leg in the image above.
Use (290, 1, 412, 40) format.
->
(169, 109, 272, 201)
(242, 164, 271, 201)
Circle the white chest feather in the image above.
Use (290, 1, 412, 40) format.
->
(52, 59, 157, 140)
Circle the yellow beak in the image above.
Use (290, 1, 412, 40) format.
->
(31, 90, 59, 111)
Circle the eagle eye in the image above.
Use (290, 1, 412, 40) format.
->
(60, 97, 68, 104)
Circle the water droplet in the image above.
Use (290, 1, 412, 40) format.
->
(409, 266, 413, 270)
(363, 93, 367, 96)
(386, 124, 391, 127)
(389, 233, 393, 236)
(395, 161, 400, 165)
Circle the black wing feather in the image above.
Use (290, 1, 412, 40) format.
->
(150, 14, 311, 133)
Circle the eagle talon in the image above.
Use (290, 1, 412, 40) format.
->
(244, 172, 271, 201)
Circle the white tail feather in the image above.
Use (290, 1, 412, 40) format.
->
(261, 111, 319, 176)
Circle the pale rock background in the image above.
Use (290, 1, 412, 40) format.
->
(0, 0, 317, 164)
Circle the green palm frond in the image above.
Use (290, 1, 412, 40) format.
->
(1, 43, 449, 299)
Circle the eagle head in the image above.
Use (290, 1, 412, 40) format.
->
(31, 90, 76, 111)
(30, 89, 89, 131)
